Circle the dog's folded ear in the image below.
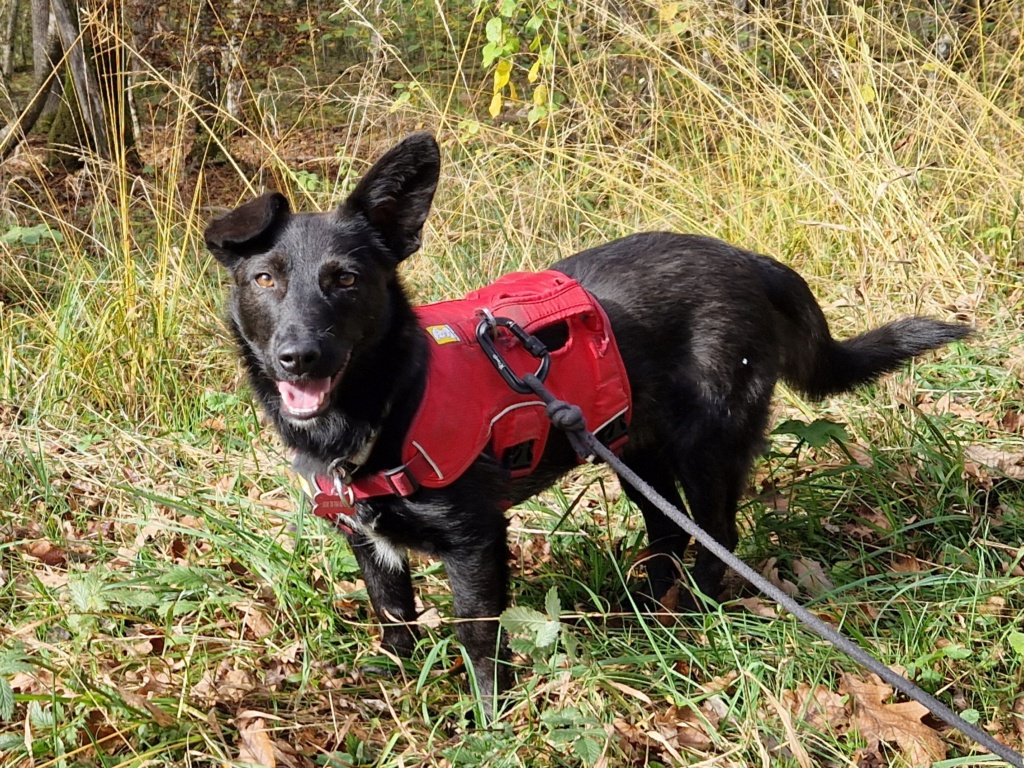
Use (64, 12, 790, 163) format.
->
(341, 132, 440, 263)
(205, 193, 291, 268)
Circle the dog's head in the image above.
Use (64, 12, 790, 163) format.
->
(205, 132, 440, 425)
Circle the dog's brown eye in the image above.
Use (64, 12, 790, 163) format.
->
(255, 273, 275, 288)
(336, 272, 356, 288)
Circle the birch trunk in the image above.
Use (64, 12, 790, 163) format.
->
(1, 0, 19, 78)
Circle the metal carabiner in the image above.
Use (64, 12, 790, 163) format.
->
(475, 314, 551, 394)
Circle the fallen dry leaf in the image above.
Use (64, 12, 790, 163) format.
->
(846, 443, 874, 467)
(269, 739, 312, 768)
(414, 606, 443, 629)
(701, 672, 739, 695)
(120, 690, 174, 727)
(605, 679, 654, 705)
(83, 709, 117, 749)
(24, 540, 67, 567)
(613, 717, 659, 751)
(653, 583, 683, 618)
(858, 508, 895, 532)
(781, 682, 850, 731)
(652, 704, 716, 750)
(191, 659, 259, 706)
(890, 553, 927, 574)
(998, 409, 1024, 433)
(843, 673, 946, 767)
(841, 521, 875, 542)
(737, 597, 779, 618)
(917, 392, 984, 422)
(792, 557, 835, 598)
(241, 604, 275, 640)
(964, 445, 1024, 480)
(760, 557, 798, 597)
(237, 716, 276, 768)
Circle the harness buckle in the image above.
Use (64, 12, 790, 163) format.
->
(475, 314, 551, 395)
(384, 466, 418, 496)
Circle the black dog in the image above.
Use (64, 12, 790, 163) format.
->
(205, 132, 969, 709)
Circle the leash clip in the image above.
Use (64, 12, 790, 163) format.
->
(326, 457, 358, 505)
(332, 475, 356, 506)
(475, 314, 551, 395)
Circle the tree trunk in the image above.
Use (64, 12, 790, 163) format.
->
(51, 0, 109, 159)
(31, 0, 60, 119)
(45, 0, 137, 167)
(0, 23, 61, 161)
(1, 0, 19, 78)
(46, 72, 89, 169)
(187, 0, 221, 165)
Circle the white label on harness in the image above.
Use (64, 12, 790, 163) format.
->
(426, 324, 460, 345)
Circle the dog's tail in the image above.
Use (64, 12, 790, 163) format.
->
(756, 257, 971, 399)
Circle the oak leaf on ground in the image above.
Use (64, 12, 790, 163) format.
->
(842, 673, 946, 767)
(781, 681, 850, 732)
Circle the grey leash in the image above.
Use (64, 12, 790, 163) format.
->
(521, 371, 1023, 767)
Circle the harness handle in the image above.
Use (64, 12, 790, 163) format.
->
(475, 313, 551, 394)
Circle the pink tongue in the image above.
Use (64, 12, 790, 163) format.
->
(277, 378, 332, 414)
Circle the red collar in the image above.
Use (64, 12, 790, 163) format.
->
(304, 470, 417, 534)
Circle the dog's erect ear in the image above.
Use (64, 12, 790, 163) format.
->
(341, 132, 440, 262)
(205, 193, 291, 268)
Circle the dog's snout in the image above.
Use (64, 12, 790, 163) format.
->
(278, 341, 321, 374)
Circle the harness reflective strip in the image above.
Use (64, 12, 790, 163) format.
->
(409, 441, 443, 482)
(488, 400, 545, 427)
(594, 407, 629, 435)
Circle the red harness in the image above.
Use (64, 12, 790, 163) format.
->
(306, 271, 632, 531)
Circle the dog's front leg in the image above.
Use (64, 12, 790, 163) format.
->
(348, 531, 419, 658)
(441, 536, 510, 716)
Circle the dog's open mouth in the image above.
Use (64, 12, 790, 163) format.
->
(276, 369, 344, 419)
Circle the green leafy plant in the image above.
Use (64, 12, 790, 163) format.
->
(904, 643, 972, 689)
(293, 169, 324, 193)
(773, 418, 851, 449)
(1008, 631, 1024, 658)
(1, 223, 64, 245)
(479, 0, 563, 124)
(500, 585, 581, 661)
(0, 643, 34, 721)
(539, 707, 606, 766)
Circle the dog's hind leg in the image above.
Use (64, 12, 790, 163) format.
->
(618, 451, 690, 608)
(349, 533, 419, 658)
(671, 436, 760, 602)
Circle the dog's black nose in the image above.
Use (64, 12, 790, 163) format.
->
(278, 342, 321, 374)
